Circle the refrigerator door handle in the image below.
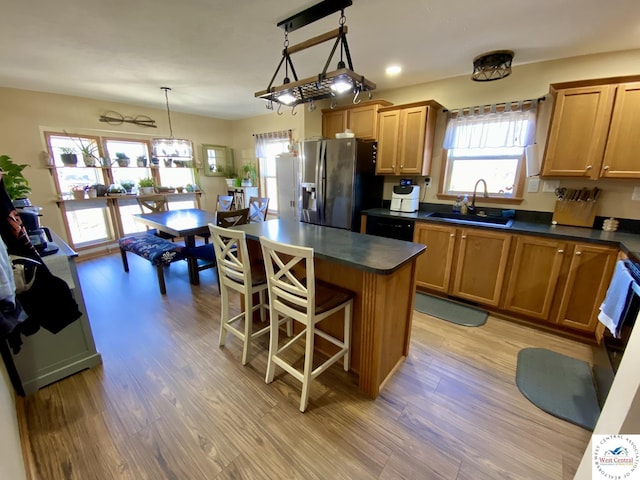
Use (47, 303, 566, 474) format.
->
(317, 141, 326, 223)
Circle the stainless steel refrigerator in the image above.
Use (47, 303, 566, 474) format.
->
(299, 138, 383, 232)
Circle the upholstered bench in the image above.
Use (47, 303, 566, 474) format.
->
(118, 234, 187, 294)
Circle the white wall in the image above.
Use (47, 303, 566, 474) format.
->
(574, 312, 640, 478)
(0, 362, 27, 480)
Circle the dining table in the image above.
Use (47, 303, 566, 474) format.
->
(133, 208, 216, 285)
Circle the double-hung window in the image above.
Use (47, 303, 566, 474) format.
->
(45, 132, 198, 249)
(440, 101, 538, 200)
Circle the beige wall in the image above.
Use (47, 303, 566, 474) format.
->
(0, 87, 234, 242)
(1, 49, 640, 248)
(383, 49, 640, 219)
(289, 49, 640, 220)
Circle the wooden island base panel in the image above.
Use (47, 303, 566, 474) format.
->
(237, 219, 425, 399)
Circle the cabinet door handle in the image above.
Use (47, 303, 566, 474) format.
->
(575, 251, 582, 256)
(461, 235, 467, 239)
(586, 165, 592, 170)
(557, 249, 564, 254)
(450, 234, 455, 238)
(602, 166, 610, 171)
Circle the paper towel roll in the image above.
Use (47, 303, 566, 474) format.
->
(525, 144, 540, 177)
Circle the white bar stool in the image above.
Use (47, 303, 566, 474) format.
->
(210, 225, 290, 365)
(259, 236, 353, 412)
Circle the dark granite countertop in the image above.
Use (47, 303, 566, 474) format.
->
(363, 208, 640, 263)
(233, 219, 425, 275)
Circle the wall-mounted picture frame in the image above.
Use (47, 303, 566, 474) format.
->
(202, 144, 233, 177)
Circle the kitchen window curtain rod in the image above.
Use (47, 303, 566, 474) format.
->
(252, 129, 292, 137)
(443, 96, 546, 114)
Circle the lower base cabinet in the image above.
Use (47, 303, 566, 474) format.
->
(414, 222, 618, 336)
(413, 223, 511, 307)
(554, 243, 617, 332)
(414, 223, 456, 293)
(503, 235, 567, 320)
(451, 228, 511, 307)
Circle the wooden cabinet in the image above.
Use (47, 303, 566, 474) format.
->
(321, 100, 392, 140)
(412, 218, 618, 336)
(555, 243, 617, 332)
(601, 82, 640, 178)
(541, 80, 640, 179)
(414, 222, 456, 293)
(376, 100, 442, 176)
(451, 228, 511, 307)
(414, 223, 510, 306)
(503, 235, 567, 320)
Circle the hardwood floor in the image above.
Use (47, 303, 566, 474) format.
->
(20, 253, 595, 479)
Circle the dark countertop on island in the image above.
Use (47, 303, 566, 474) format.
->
(363, 208, 640, 263)
(233, 219, 425, 275)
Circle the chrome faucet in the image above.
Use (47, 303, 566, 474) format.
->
(469, 179, 488, 214)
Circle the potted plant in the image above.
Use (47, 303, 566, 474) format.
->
(120, 180, 135, 193)
(241, 163, 258, 187)
(71, 185, 86, 200)
(114, 152, 130, 167)
(136, 155, 148, 167)
(0, 154, 31, 201)
(220, 165, 237, 188)
(107, 183, 126, 195)
(59, 147, 78, 166)
(138, 177, 154, 195)
(73, 138, 99, 167)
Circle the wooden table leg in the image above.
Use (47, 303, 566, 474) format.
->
(184, 235, 199, 285)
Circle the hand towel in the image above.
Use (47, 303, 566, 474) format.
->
(598, 260, 634, 337)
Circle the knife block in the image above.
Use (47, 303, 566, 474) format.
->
(552, 200, 597, 227)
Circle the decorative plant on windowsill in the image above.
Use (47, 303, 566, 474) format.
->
(59, 147, 78, 166)
(114, 152, 130, 167)
(120, 181, 135, 193)
(138, 177, 155, 195)
(0, 154, 31, 201)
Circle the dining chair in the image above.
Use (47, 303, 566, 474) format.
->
(217, 195, 234, 212)
(209, 225, 291, 365)
(259, 236, 354, 412)
(216, 208, 250, 228)
(136, 195, 175, 241)
(248, 197, 269, 223)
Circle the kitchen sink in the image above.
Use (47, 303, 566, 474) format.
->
(427, 212, 514, 228)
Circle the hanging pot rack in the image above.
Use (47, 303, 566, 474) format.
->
(254, 0, 375, 109)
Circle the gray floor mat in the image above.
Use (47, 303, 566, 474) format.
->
(414, 292, 487, 327)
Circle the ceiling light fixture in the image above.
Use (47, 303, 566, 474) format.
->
(151, 87, 193, 161)
(386, 65, 402, 76)
(471, 50, 514, 82)
(255, 0, 375, 110)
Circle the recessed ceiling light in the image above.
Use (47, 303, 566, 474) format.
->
(386, 65, 402, 76)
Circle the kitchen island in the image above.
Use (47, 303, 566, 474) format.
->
(233, 219, 425, 399)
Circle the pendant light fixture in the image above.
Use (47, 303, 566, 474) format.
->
(151, 87, 193, 161)
(471, 50, 514, 82)
(255, 0, 375, 110)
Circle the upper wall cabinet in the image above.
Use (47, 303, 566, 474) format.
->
(376, 100, 442, 176)
(321, 100, 392, 140)
(541, 79, 640, 179)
